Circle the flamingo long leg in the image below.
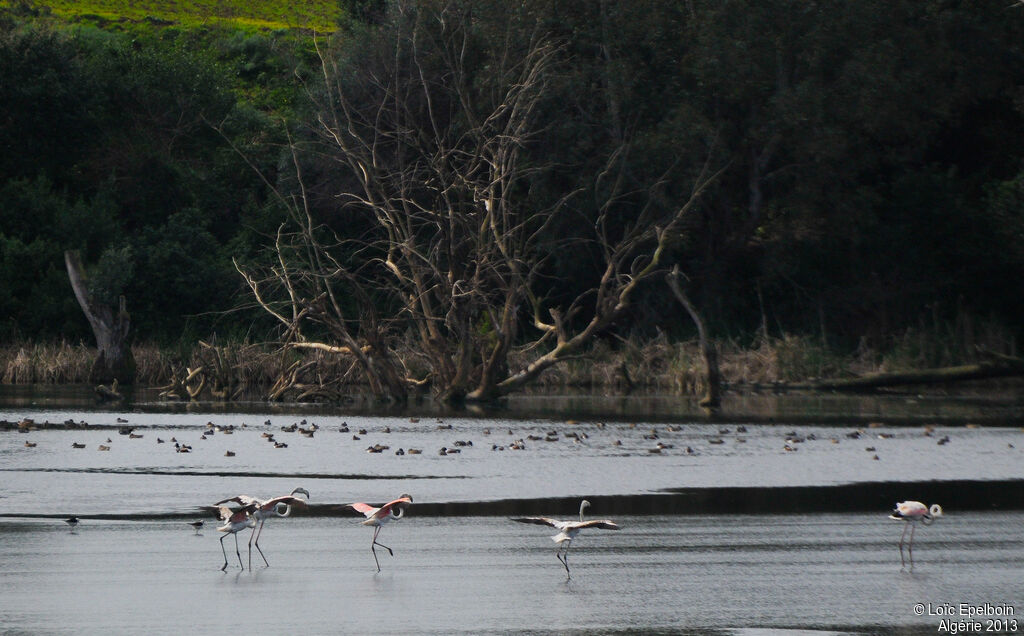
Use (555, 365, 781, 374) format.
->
(897, 522, 910, 569)
(220, 534, 232, 571)
(373, 526, 394, 555)
(557, 541, 573, 579)
(233, 531, 244, 570)
(370, 526, 382, 572)
(908, 523, 916, 570)
(370, 525, 395, 572)
(250, 519, 268, 568)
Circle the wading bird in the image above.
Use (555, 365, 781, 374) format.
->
(188, 521, 204, 535)
(349, 494, 413, 572)
(889, 500, 943, 570)
(512, 500, 620, 579)
(216, 501, 256, 571)
(215, 488, 309, 569)
(64, 516, 79, 532)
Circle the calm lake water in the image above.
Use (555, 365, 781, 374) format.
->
(1, 387, 1022, 634)
(1, 514, 1022, 635)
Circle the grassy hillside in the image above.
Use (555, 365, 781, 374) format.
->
(0, 0, 340, 32)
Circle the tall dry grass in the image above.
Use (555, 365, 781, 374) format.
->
(1, 313, 1018, 394)
(1, 341, 93, 384)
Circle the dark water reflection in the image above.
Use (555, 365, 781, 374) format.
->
(2, 383, 1022, 425)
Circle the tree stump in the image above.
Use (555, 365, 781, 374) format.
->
(64, 251, 136, 385)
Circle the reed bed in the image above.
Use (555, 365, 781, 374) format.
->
(1, 319, 1017, 396)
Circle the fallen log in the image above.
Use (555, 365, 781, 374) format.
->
(812, 352, 1024, 391)
(94, 379, 123, 402)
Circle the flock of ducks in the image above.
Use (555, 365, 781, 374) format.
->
(13, 416, 985, 462)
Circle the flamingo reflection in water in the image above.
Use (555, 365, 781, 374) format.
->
(513, 499, 620, 579)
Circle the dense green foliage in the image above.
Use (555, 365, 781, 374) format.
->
(0, 0, 340, 31)
(1, 0, 1023, 359)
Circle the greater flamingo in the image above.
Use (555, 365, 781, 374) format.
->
(889, 500, 943, 570)
(348, 494, 413, 572)
(512, 500, 620, 579)
(216, 502, 256, 571)
(215, 487, 309, 569)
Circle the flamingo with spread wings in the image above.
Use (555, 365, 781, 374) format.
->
(513, 500, 620, 579)
(215, 487, 309, 569)
(348, 494, 413, 572)
(216, 502, 256, 571)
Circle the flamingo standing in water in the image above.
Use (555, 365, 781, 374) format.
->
(889, 500, 943, 570)
(216, 501, 256, 571)
(348, 494, 413, 572)
(216, 487, 309, 569)
(512, 500, 620, 579)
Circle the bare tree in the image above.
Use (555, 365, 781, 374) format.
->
(667, 265, 721, 409)
(233, 1, 722, 402)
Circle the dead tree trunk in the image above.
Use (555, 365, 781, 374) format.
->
(812, 352, 1024, 391)
(65, 251, 136, 385)
(667, 266, 721, 408)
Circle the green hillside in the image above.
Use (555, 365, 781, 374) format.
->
(0, 0, 340, 32)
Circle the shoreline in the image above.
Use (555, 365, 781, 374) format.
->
(2, 478, 1022, 520)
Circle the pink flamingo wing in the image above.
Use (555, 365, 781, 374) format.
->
(896, 501, 927, 517)
(215, 495, 258, 507)
(579, 519, 620, 530)
(511, 517, 561, 528)
(376, 496, 412, 517)
(350, 502, 378, 517)
(263, 495, 307, 509)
